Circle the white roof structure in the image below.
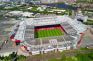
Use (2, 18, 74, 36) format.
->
(22, 12, 33, 17)
(10, 15, 87, 54)
(8, 11, 23, 15)
(75, 13, 88, 22)
(27, 7, 33, 10)
(37, 7, 44, 11)
(10, 15, 87, 41)
(8, 11, 34, 17)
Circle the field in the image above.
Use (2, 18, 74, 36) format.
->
(35, 28, 64, 38)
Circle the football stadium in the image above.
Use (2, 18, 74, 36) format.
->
(34, 24, 65, 38)
(10, 15, 87, 55)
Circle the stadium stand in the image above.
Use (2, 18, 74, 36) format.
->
(10, 15, 87, 55)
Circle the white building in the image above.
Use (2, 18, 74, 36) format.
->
(40, 0, 58, 3)
(40, 0, 77, 3)
(75, 11, 88, 22)
(7, 11, 34, 17)
(0, 0, 10, 2)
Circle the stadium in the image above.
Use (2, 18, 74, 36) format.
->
(10, 15, 87, 55)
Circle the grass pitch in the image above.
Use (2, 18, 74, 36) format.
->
(35, 29, 64, 38)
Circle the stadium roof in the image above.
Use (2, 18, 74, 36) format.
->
(10, 15, 87, 49)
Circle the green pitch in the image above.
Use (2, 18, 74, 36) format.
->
(35, 29, 64, 38)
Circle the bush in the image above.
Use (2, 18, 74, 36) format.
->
(0, 52, 27, 61)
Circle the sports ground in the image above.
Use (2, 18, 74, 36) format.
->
(35, 25, 65, 38)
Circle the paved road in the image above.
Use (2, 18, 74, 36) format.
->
(0, 39, 19, 56)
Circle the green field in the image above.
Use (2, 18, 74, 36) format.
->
(35, 29, 64, 38)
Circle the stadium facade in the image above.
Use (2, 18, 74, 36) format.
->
(10, 15, 86, 55)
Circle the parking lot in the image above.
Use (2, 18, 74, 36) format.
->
(0, 11, 20, 54)
(81, 28, 93, 47)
